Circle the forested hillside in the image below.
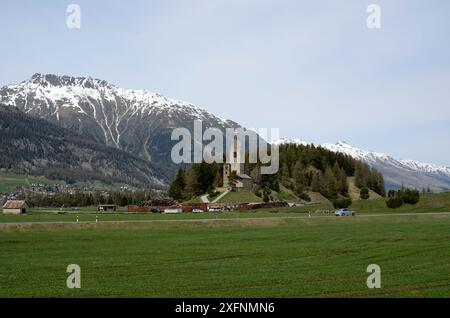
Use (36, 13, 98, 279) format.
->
(169, 143, 385, 202)
(278, 144, 385, 199)
(0, 105, 169, 189)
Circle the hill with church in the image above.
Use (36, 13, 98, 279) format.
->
(169, 142, 386, 207)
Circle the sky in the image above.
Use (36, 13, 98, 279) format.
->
(1, 0, 450, 165)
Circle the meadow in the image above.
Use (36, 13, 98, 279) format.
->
(0, 213, 449, 297)
(0, 172, 125, 192)
(0, 173, 59, 192)
(1, 193, 450, 297)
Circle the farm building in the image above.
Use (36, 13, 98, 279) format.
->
(2, 200, 28, 214)
(164, 207, 182, 214)
(97, 204, 117, 212)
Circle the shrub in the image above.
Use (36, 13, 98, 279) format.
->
(401, 189, 420, 205)
(360, 187, 370, 200)
(299, 192, 311, 202)
(386, 195, 403, 208)
(332, 198, 352, 209)
(385, 188, 420, 208)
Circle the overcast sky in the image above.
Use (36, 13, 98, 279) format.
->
(1, 0, 449, 165)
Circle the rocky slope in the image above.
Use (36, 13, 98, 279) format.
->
(0, 105, 168, 188)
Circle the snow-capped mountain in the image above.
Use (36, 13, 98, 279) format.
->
(321, 141, 392, 164)
(322, 142, 450, 180)
(2, 73, 449, 191)
(397, 159, 450, 179)
(275, 139, 450, 191)
(0, 74, 239, 172)
(272, 138, 309, 146)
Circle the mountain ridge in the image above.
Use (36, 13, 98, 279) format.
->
(275, 139, 450, 191)
(2, 73, 448, 192)
(0, 73, 240, 171)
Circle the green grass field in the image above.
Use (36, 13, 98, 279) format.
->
(0, 173, 62, 192)
(350, 192, 450, 213)
(0, 172, 127, 192)
(217, 191, 263, 203)
(0, 207, 332, 223)
(0, 214, 449, 297)
(1, 192, 450, 297)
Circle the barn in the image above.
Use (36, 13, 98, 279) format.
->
(97, 204, 117, 212)
(2, 200, 28, 214)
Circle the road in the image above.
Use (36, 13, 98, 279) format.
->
(1, 211, 449, 228)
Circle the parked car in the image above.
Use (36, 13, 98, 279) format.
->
(335, 208, 355, 216)
(150, 208, 161, 213)
(208, 207, 222, 212)
(191, 209, 204, 213)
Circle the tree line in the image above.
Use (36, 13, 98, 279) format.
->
(23, 191, 155, 208)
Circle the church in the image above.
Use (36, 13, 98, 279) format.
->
(222, 137, 254, 191)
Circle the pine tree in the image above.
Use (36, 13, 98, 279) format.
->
(311, 172, 322, 193)
(169, 169, 185, 200)
(323, 166, 338, 199)
(280, 163, 291, 188)
(185, 167, 201, 197)
(292, 161, 307, 194)
(338, 167, 349, 195)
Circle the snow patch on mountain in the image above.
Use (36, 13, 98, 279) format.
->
(398, 159, 450, 178)
(321, 141, 450, 179)
(272, 138, 310, 146)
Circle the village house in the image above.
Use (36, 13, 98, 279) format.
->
(2, 200, 29, 214)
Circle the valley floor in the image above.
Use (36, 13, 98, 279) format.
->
(0, 212, 449, 297)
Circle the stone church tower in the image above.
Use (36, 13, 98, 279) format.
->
(223, 136, 253, 190)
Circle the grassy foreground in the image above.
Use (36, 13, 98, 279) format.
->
(0, 214, 449, 297)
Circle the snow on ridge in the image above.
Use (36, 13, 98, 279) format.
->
(321, 141, 450, 177)
(321, 141, 391, 162)
(399, 159, 450, 176)
(273, 138, 310, 146)
(1, 73, 229, 123)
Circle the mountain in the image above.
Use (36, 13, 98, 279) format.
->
(3, 73, 448, 192)
(0, 73, 240, 172)
(0, 104, 168, 189)
(321, 141, 450, 192)
(273, 139, 450, 191)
